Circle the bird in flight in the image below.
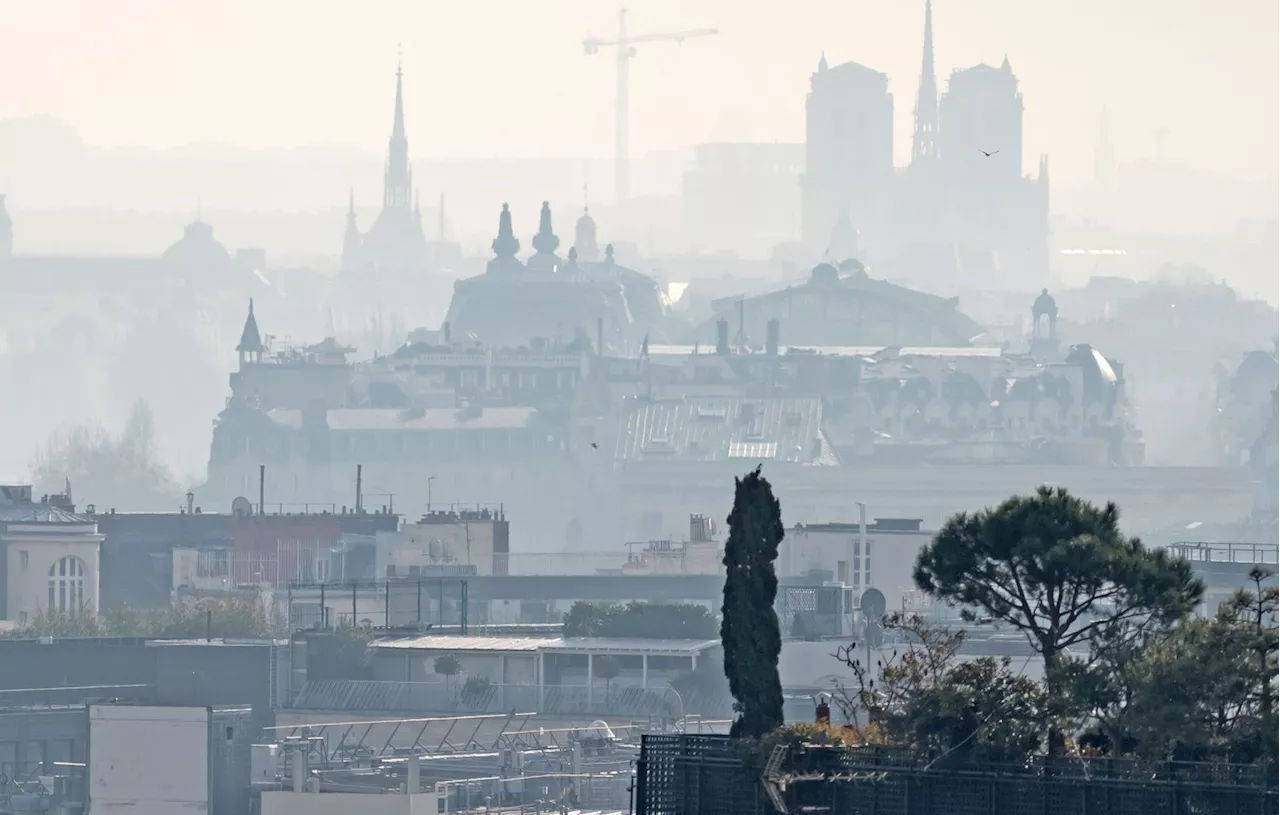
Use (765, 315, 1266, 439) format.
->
(590, 442, 598, 449)
(979, 149, 1000, 157)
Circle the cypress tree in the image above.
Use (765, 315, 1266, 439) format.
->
(721, 465, 785, 738)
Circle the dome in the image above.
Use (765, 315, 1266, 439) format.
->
(574, 208, 599, 262)
(162, 220, 232, 273)
(1032, 288, 1058, 318)
(810, 263, 840, 285)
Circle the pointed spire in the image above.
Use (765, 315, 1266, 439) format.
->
(383, 51, 412, 212)
(1001, 53, 1012, 73)
(531, 200, 560, 256)
(237, 298, 264, 353)
(818, 51, 828, 72)
(393, 45, 405, 142)
(347, 187, 355, 217)
(912, 0, 939, 166)
(491, 203, 520, 259)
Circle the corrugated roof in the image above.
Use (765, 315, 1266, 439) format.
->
(370, 635, 550, 653)
(266, 407, 536, 432)
(369, 635, 719, 656)
(614, 397, 823, 463)
(540, 637, 719, 656)
(647, 345, 1002, 358)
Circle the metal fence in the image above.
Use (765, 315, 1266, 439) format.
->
(285, 578, 470, 631)
(636, 734, 1280, 815)
(292, 679, 735, 720)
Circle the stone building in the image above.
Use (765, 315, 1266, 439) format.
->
(802, 0, 1050, 289)
(0, 485, 104, 625)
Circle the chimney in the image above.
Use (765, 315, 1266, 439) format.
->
(292, 746, 306, 793)
(407, 754, 420, 793)
(258, 465, 265, 516)
(715, 319, 729, 355)
(766, 319, 780, 356)
(596, 317, 604, 356)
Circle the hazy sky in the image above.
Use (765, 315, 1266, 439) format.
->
(0, 0, 1275, 185)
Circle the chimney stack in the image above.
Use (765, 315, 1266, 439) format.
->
(766, 318, 780, 356)
(715, 319, 729, 355)
(292, 746, 306, 793)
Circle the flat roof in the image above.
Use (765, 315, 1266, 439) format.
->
(370, 635, 550, 653)
(369, 635, 719, 657)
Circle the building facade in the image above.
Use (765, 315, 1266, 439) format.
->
(0, 485, 104, 625)
(802, 0, 1050, 290)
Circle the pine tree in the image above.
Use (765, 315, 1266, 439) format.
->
(721, 466, 785, 738)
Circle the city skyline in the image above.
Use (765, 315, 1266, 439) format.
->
(0, 0, 1273, 185)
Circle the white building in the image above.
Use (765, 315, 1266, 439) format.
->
(375, 509, 510, 577)
(368, 634, 719, 707)
(1, 485, 104, 625)
(781, 518, 935, 610)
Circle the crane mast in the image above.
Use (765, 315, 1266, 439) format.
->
(583, 9, 718, 212)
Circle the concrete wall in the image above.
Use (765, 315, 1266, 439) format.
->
(88, 705, 211, 815)
(0, 707, 86, 779)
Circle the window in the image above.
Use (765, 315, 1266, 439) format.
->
(19, 550, 28, 571)
(48, 556, 87, 615)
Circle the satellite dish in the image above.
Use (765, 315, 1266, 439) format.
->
(860, 587, 886, 621)
(231, 496, 253, 517)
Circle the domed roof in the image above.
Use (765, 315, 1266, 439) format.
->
(162, 219, 232, 272)
(810, 262, 840, 284)
(1032, 288, 1058, 317)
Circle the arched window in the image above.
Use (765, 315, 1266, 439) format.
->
(48, 556, 86, 615)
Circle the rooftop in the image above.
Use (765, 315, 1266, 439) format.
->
(646, 345, 1002, 359)
(0, 505, 93, 524)
(266, 407, 537, 432)
(369, 635, 720, 656)
(614, 396, 826, 464)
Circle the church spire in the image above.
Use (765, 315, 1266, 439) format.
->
(236, 298, 264, 367)
(383, 51, 412, 213)
(911, 0, 939, 166)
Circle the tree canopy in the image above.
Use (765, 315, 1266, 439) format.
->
(5, 595, 280, 639)
(562, 601, 717, 639)
(721, 465, 785, 739)
(913, 486, 1204, 750)
(31, 399, 183, 512)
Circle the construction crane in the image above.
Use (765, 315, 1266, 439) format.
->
(584, 8, 718, 210)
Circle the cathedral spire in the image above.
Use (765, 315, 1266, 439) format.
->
(383, 52, 412, 213)
(911, 0, 939, 166)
